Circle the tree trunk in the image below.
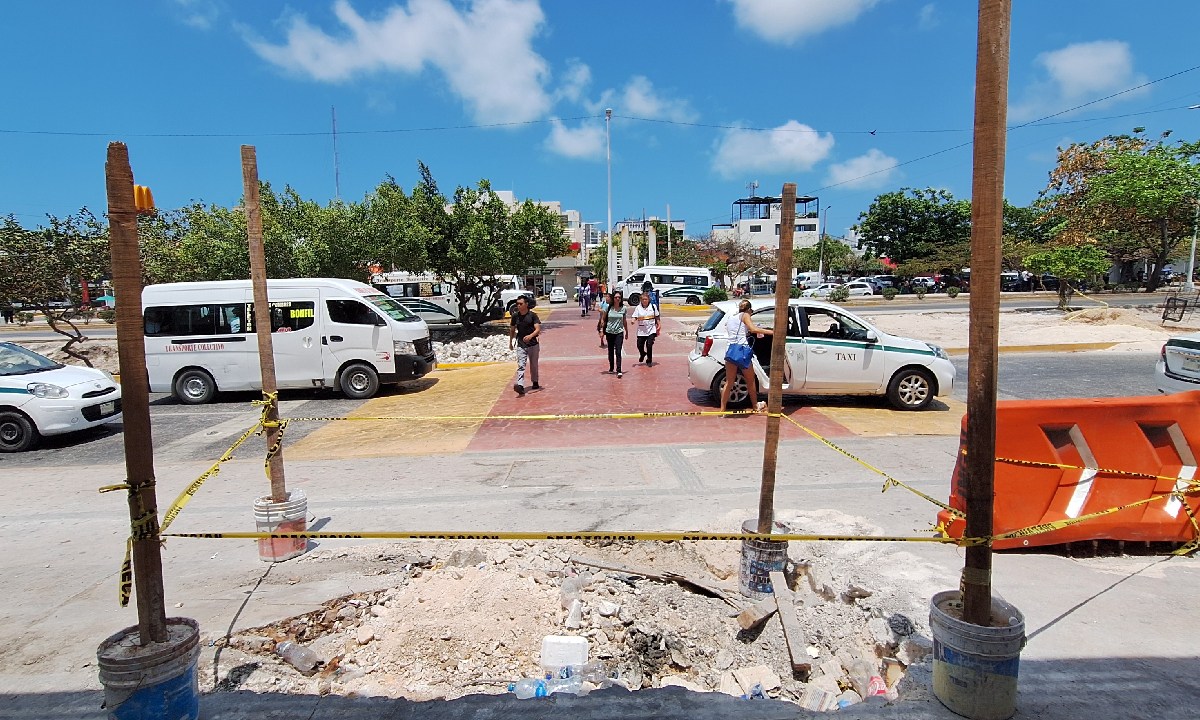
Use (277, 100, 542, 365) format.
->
(1145, 218, 1171, 293)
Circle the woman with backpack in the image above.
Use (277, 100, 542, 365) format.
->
(598, 290, 630, 377)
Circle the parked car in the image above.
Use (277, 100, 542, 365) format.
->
(1156, 332, 1200, 394)
(0, 341, 122, 452)
(687, 299, 955, 410)
(850, 277, 883, 294)
(800, 283, 843, 298)
(549, 286, 568, 303)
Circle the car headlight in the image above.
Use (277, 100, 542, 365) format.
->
(394, 340, 417, 355)
(27, 382, 69, 399)
(927, 343, 949, 360)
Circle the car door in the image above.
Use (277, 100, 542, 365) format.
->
(254, 292, 323, 390)
(322, 296, 386, 376)
(799, 306, 887, 392)
(783, 306, 807, 390)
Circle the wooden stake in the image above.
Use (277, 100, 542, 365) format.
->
(770, 570, 810, 675)
(964, 0, 1011, 626)
(756, 184, 797, 533)
(241, 146, 287, 502)
(105, 142, 167, 644)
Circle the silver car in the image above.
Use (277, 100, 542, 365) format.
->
(1156, 332, 1200, 394)
(687, 299, 956, 410)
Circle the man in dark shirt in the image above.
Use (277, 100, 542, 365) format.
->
(508, 297, 541, 396)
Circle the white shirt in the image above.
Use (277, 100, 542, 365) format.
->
(632, 304, 659, 337)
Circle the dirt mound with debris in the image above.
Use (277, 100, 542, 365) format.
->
(204, 510, 943, 711)
(1064, 307, 1191, 332)
(20, 338, 121, 374)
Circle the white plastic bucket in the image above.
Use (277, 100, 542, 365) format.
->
(930, 590, 1026, 720)
(253, 488, 308, 562)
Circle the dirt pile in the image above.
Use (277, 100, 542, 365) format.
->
(203, 510, 942, 711)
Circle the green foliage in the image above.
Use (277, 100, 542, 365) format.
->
(882, 287, 899, 301)
(1025, 243, 1112, 309)
(915, 285, 927, 299)
(828, 286, 850, 303)
(946, 286, 960, 299)
(0, 211, 110, 364)
(789, 287, 803, 299)
(703, 286, 728, 304)
(98, 309, 116, 324)
(855, 188, 972, 264)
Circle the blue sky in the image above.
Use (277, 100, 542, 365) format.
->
(3, 1, 1199, 241)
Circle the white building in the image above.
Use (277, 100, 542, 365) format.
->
(711, 195, 820, 251)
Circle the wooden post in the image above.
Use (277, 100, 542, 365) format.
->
(241, 146, 287, 502)
(104, 142, 168, 644)
(963, 0, 1011, 626)
(756, 184, 797, 533)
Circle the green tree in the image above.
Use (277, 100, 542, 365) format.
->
(1024, 244, 1111, 309)
(854, 188, 972, 264)
(0, 211, 110, 363)
(1040, 130, 1200, 291)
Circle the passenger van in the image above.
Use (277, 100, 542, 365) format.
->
(142, 279, 436, 404)
(793, 271, 825, 290)
(370, 272, 460, 325)
(620, 265, 713, 306)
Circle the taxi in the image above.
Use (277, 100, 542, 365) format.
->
(0, 341, 122, 451)
(687, 299, 955, 410)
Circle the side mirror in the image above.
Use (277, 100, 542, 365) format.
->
(865, 330, 878, 343)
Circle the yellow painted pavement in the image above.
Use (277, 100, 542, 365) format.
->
(807, 397, 966, 437)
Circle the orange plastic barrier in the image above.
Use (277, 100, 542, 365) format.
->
(938, 391, 1200, 549)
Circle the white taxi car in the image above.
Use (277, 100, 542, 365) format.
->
(549, 286, 568, 303)
(800, 281, 875, 298)
(0, 342, 122, 451)
(687, 299, 955, 410)
(1156, 332, 1200, 393)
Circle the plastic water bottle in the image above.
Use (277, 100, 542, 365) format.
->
(510, 678, 548, 699)
(546, 675, 583, 696)
(275, 641, 320, 675)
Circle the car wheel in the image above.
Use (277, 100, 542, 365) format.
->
(686, 295, 701, 305)
(710, 371, 751, 406)
(627, 292, 641, 307)
(174, 369, 217, 405)
(463, 309, 485, 326)
(0, 411, 39, 452)
(887, 367, 935, 411)
(339, 363, 380, 400)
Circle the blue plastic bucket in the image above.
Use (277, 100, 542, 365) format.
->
(930, 591, 1026, 720)
(738, 519, 790, 599)
(97, 617, 200, 720)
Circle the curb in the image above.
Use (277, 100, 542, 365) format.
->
(437, 361, 507, 369)
(945, 342, 1120, 356)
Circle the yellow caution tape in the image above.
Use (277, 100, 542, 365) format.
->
(997, 456, 1200, 484)
(161, 529, 984, 545)
(160, 422, 261, 532)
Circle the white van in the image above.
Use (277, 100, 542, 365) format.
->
(142, 279, 436, 404)
(621, 265, 713, 306)
(794, 271, 825, 290)
(370, 272, 461, 325)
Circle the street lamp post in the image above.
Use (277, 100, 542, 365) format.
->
(605, 109, 614, 285)
(1187, 202, 1198, 292)
(818, 205, 831, 278)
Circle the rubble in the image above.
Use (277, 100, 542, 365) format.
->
(201, 511, 948, 710)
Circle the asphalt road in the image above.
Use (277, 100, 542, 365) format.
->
(4, 349, 1162, 467)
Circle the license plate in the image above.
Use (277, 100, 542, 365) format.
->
(1182, 356, 1200, 374)
(100, 401, 116, 416)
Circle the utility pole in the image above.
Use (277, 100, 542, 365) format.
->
(331, 106, 341, 202)
(757, 183, 797, 533)
(963, 0, 1011, 626)
(105, 142, 167, 643)
(241, 146, 288, 503)
(606, 108, 614, 284)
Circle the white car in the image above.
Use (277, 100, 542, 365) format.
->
(1156, 333, 1200, 394)
(549, 286, 568, 304)
(687, 299, 956, 410)
(0, 342, 122, 451)
(801, 282, 875, 298)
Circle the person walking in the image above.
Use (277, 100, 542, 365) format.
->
(719, 299, 772, 413)
(508, 296, 541, 396)
(597, 292, 610, 348)
(600, 290, 629, 377)
(632, 292, 660, 366)
(577, 280, 590, 317)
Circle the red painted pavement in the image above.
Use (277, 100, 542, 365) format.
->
(468, 307, 853, 451)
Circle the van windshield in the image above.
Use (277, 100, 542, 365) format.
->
(364, 294, 420, 322)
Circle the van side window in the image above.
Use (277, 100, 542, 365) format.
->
(218, 304, 247, 334)
(327, 299, 379, 325)
(145, 305, 216, 336)
(259, 302, 315, 332)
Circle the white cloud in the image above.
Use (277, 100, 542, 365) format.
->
(544, 119, 604, 159)
(918, 3, 937, 30)
(175, 0, 219, 30)
(555, 59, 591, 104)
(824, 149, 899, 189)
(246, 0, 551, 123)
(1011, 40, 1147, 121)
(726, 0, 880, 44)
(590, 76, 696, 123)
(711, 121, 835, 178)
